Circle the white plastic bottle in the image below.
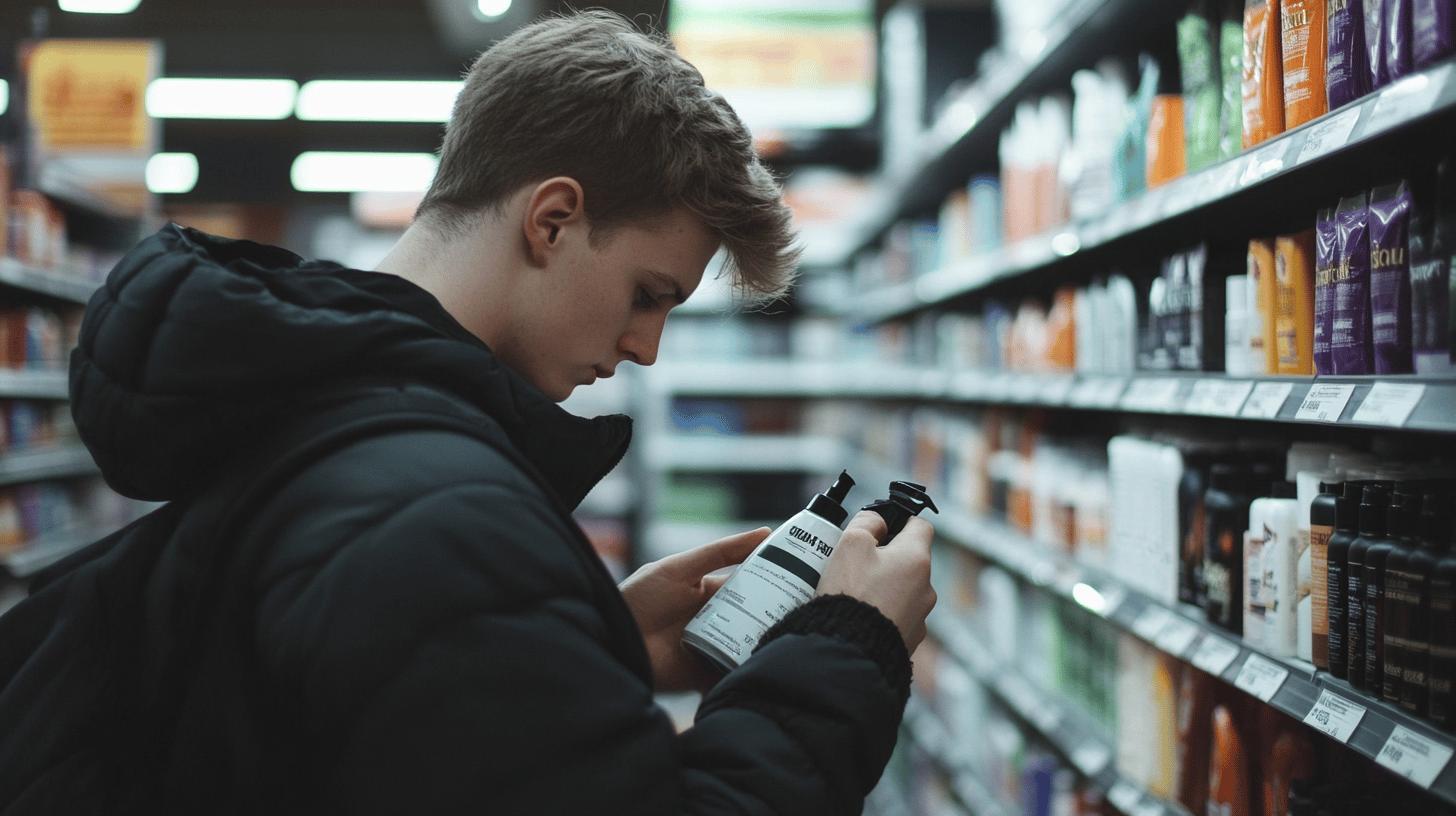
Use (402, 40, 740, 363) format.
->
(1225, 275, 1251, 376)
(1260, 483, 1300, 658)
(683, 472, 855, 671)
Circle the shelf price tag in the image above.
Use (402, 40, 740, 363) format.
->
(1108, 782, 1143, 813)
(1131, 801, 1166, 816)
(1191, 635, 1243, 677)
(1212, 157, 1247, 197)
(1187, 379, 1254, 416)
(1350, 382, 1426, 427)
(1234, 654, 1291, 701)
(1132, 605, 1172, 642)
(1096, 378, 1128, 407)
(1239, 139, 1292, 187)
(1367, 64, 1453, 135)
(1295, 106, 1363, 165)
(1069, 378, 1104, 407)
(1039, 375, 1075, 405)
(1240, 381, 1294, 419)
(1295, 383, 1357, 422)
(1122, 378, 1183, 412)
(951, 371, 986, 399)
(1154, 615, 1203, 657)
(1010, 375, 1042, 403)
(1375, 725, 1455, 789)
(1071, 741, 1112, 776)
(1302, 689, 1367, 743)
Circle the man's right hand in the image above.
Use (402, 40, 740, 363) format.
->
(816, 510, 936, 653)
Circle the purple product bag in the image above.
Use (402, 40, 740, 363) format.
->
(1333, 192, 1375, 374)
(1315, 207, 1339, 374)
(1386, 0, 1413, 80)
(1413, 0, 1456, 68)
(1370, 182, 1414, 373)
(1365, 0, 1390, 88)
(1329, 0, 1373, 107)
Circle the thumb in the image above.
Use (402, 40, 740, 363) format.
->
(664, 526, 771, 578)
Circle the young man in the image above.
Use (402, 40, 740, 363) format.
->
(0, 10, 935, 814)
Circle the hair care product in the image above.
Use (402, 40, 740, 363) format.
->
(1244, 0, 1288, 146)
(1222, 0, 1249, 157)
(1385, 0, 1413, 80)
(1429, 498, 1456, 727)
(1181, 2, 1224, 172)
(861, 480, 939, 538)
(684, 472, 854, 671)
(1246, 495, 1274, 647)
(1117, 55, 1161, 201)
(1369, 489, 1418, 699)
(1207, 465, 1257, 634)
(1315, 208, 1339, 373)
(1176, 664, 1215, 813)
(1327, 0, 1371, 107)
(1149, 95, 1189, 187)
(1262, 726, 1316, 816)
(1370, 180, 1414, 374)
(1364, 0, 1390, 88)
(1265, 482, 1302, 657)
(1276, 231, 1317, 374)
(1346, 483, 1391, 690)
(1227, 275, 1254, 375)
(1382, 490, 1426, 704)
(1185, 245, 1212, 370)
(1332, 192, 1374, 374)
(1281, 0, 1329, 127)
(1410, 186, 1454, 373)
(1413, 0, 1456, 68)
(1310, 482, 1342, 667)
(1209, 704, 1254, 816)
(1250, 239, 1281, 374)
(1327, 480, 1365, 678)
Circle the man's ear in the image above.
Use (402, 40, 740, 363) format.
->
(522, 177, 587, 267)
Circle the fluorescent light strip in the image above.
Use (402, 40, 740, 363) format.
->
(146, 153, 198, 194)
(290, 152, 438, 193)
(146, 78, 297, 120)
(296, 80, 462, 123)
(59, 0, 142, 12)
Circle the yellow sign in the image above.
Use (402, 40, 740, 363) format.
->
(26, 39, 158, 153)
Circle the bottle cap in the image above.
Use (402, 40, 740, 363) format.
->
(808, 470, 855, 527)
(1360, 484, 1390, 536)
(1269, 481, 1297, 499)
(861, 481, 940, 541)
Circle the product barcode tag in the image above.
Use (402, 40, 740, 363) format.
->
(1350, 382, 1426, 427)
(1122, 378, 1183, 412)
(1186, 379, 1254, 416)
(1108, 782, 1143, 813)
(1132, 605, 1172, 641)
(1233, 654, 1291, 701)
(1367, 64, 1454, 135)
(1239, 139, 1292, 187)
(1296, 383, 1357, 422)
(1302, 689, 1367, 743)
(1240, 381, 1294, 419)
(1295, 107, 1363, 165)
(1191, 635, 1243, 676)
(1375, 725, 1455, 788)
(1154, 615, 1203, 657)
(1071, 741, 1112, 775)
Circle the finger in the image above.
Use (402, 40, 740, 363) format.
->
(700, 573, 730, 596)
(839, 510, 889, 549)
(886, 516, 934, 554)
(664, 526, 770, 577)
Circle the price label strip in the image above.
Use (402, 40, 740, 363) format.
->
(1072, 741, 1112, 776)
(1154, 615, 1203, 657)
(1376, 725, 1455, 789)
(1191, 635, 1243, 677)
(1069, 378, 1104, 407)
(1132, 801, 1166, 816)
(1097, 378, 1128, 407)
(1295, 106, 1363, 165)
(1040, 375, 1075, 405)
(1302, 689, 1367, 743)
(1234, 654, 1291, 702)
(1367, 64, 1454, 135)
(1123, 378, 1183, 413)
(1132, 605, 1173, 642)
(1350, 382, 1426, 427)
(1239, 139, 1293, 187)
(1108, 782, 1143, 813)
(1296, 383, 1357, 422)
(1241, 381, 1294, 419)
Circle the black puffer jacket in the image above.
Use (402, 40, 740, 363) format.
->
(21, 225, 911, 814)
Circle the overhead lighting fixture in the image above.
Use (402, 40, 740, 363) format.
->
(1071, 582, 1108, 615)
(146, 78, 297, 120)
(290, 151, 438, 193)
(296, 80, 462, 123)
(146, 152, 198, 194)
(476, 0, 512, 19)
(58, 0, 142, 12)
(0, 80, 8, 117)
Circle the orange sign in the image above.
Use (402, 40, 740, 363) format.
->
(26, 39, 158, 153)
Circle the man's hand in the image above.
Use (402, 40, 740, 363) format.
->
(619, 527, 770, 694)
(816, 511, 936, 653)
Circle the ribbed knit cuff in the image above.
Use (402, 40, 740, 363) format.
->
(755, 594, 912, 704)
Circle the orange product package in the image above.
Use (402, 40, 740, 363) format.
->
(1148, 94, 1189, 187)
(1280, 0, 1328, 128)
(1243, 0, 1287, 147)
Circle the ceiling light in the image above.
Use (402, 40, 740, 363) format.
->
(58, 0, 142, 12)
(0, 80, 8, 117)
(296, 80, 462, 123)
(146, 78, 297, 120)
(477, 0, 511, 19)
(290, 152, 438, 193)
(146, 153, 198, 194)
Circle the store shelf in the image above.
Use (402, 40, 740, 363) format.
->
(1, 525, 105, 578)
(900, 700, 1013, 816)
(641, 434, 849, 473)
(817, 0, 1179, 267)
(0, 369, 70, 400)
(927, 503, 1456, 806)
(0, 258, 100, 305)
(648, 361, 850, 397)
(925, 615, 1192, 816)
(852, 61, 1456, 322)
(0, 446, 100, 488)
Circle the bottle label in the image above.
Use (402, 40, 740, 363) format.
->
(1328, 555, 1347, 675)
(1366, 570, 1388, 699)
(1348, 568, 1366, 685)
(1430, 578, 1456, 725)
(1312, 524, 1333, 667)
(1385, 567, 1424, 707)
(684, 513, 843, 667)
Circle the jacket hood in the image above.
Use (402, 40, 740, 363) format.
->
(70, 224, 631, 506)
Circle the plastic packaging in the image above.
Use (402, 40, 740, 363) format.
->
(860, 480, 939, 539)
(1209, 705, 1254, 816)
(1413, 0, 1456, 68)
(1346, 483, 1391, 690)
(1311, 483, 1341, 667)
(1221, 0, 1248, 158)
(1275, 230, 1317, 374)
(1181, 3, 1224, 172)
(1280, 0, 1328, 128)
(1314, 208, 1339, 373)
(1385, 0, 1413, 80)
(1327, 0, 1372, 107)
(1429, 501, 1456, 727)
(1332, 192, 1375, 374)
(1366, 488, 1417, 697)
(1226, 275, 1253, 375)
(1243, 0, 1287, 147)
(1116, 56, 1161, 201)
(1328, 481, 1365, 678)
(1207, 465, 1256, 634)
(1364, 0, 1389, 88)
(683, 472, 854, 671)
(1370, 180, 1414, 374)
(1148, 95, 1188, 188)
(1411, 188, 1455, 374)
(1249, 238, 1281, 374)
(1380, 490, 1423, 702)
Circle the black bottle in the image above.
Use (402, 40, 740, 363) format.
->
(1204, 464, 1255, 634)
(1371, 489, 1420, 702)
(1310, 482, 1342, 670)
(1432, 502, 1456, 729)
(1347, 484, 1391, 691)
(1327, 482, 1364, 679)
(1395, 494, 1447, 715)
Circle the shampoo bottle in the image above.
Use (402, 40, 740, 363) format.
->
(1262, 482, 1301, 658)
(1429, 495, 1456, 728)
(1346, 483, 1391, 690)
(1368, 488, 1419, 700)
(684, 472, 855, 671)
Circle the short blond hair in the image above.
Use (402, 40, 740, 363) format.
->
(417, 10, 799, 298)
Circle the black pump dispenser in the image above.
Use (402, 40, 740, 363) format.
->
(862, 481, 940, 539)
(809, 471, 855, 527)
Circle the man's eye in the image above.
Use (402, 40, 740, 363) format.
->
(633, 287, 657, 309)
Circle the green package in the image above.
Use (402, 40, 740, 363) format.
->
(1218, 0, 1244, 159)
(1180, 2, 1222, 172)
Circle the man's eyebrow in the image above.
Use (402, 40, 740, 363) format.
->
(643, 269, 687, 305)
